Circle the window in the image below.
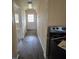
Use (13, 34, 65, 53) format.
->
(28, 14, 34, 22)
(15, 14, 19, 23)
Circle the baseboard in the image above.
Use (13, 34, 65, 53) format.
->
(37, 35, 46, 59)
(44, 51, 46, 59)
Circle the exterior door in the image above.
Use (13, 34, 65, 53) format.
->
(27, 14, 37, 30)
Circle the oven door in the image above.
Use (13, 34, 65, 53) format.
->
(49, 37, 66, 59)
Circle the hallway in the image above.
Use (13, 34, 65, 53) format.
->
(12, 0, 66, 59)
(18, 33, 44, 59)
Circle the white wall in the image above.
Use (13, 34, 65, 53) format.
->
(12, 0, 27, 58)
(21, 10, 26, 36)
(36, 0, 66, 58)
(36, 0, 48, 58)
(14, 2, 26, 39)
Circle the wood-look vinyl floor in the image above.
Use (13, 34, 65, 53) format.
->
(18, 35, 44, 59)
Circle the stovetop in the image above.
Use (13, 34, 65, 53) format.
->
(48, 26, 66, 33)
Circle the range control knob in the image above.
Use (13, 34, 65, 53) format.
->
(53, 27, 55, 30)
(56, 27, 59, 30)
(62, 27, 66, 30)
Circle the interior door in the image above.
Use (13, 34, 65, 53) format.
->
(27, 14, 37, 30)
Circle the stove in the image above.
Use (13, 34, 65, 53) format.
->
(49, 26, 66, 33)
(46, 26, 66, 59)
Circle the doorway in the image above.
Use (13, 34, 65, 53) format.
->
(15, 13, 20, 40)
(26, 9, 37, 35)
(27, 14, 36, 30)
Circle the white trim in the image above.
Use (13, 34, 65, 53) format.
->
(37, 35, 46, 59)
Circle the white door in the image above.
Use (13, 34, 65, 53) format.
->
(27, 14, 37, 30)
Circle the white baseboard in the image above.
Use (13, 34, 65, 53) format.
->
(37, 36, 46, 59)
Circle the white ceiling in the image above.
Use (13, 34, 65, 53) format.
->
(15, 0, 39, 10)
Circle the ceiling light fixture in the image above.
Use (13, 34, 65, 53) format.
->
(28, 1, 32, 9)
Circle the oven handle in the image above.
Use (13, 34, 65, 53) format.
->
(51, 36, 66, 40)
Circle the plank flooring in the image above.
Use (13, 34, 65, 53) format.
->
(18, 33, 44, 59)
